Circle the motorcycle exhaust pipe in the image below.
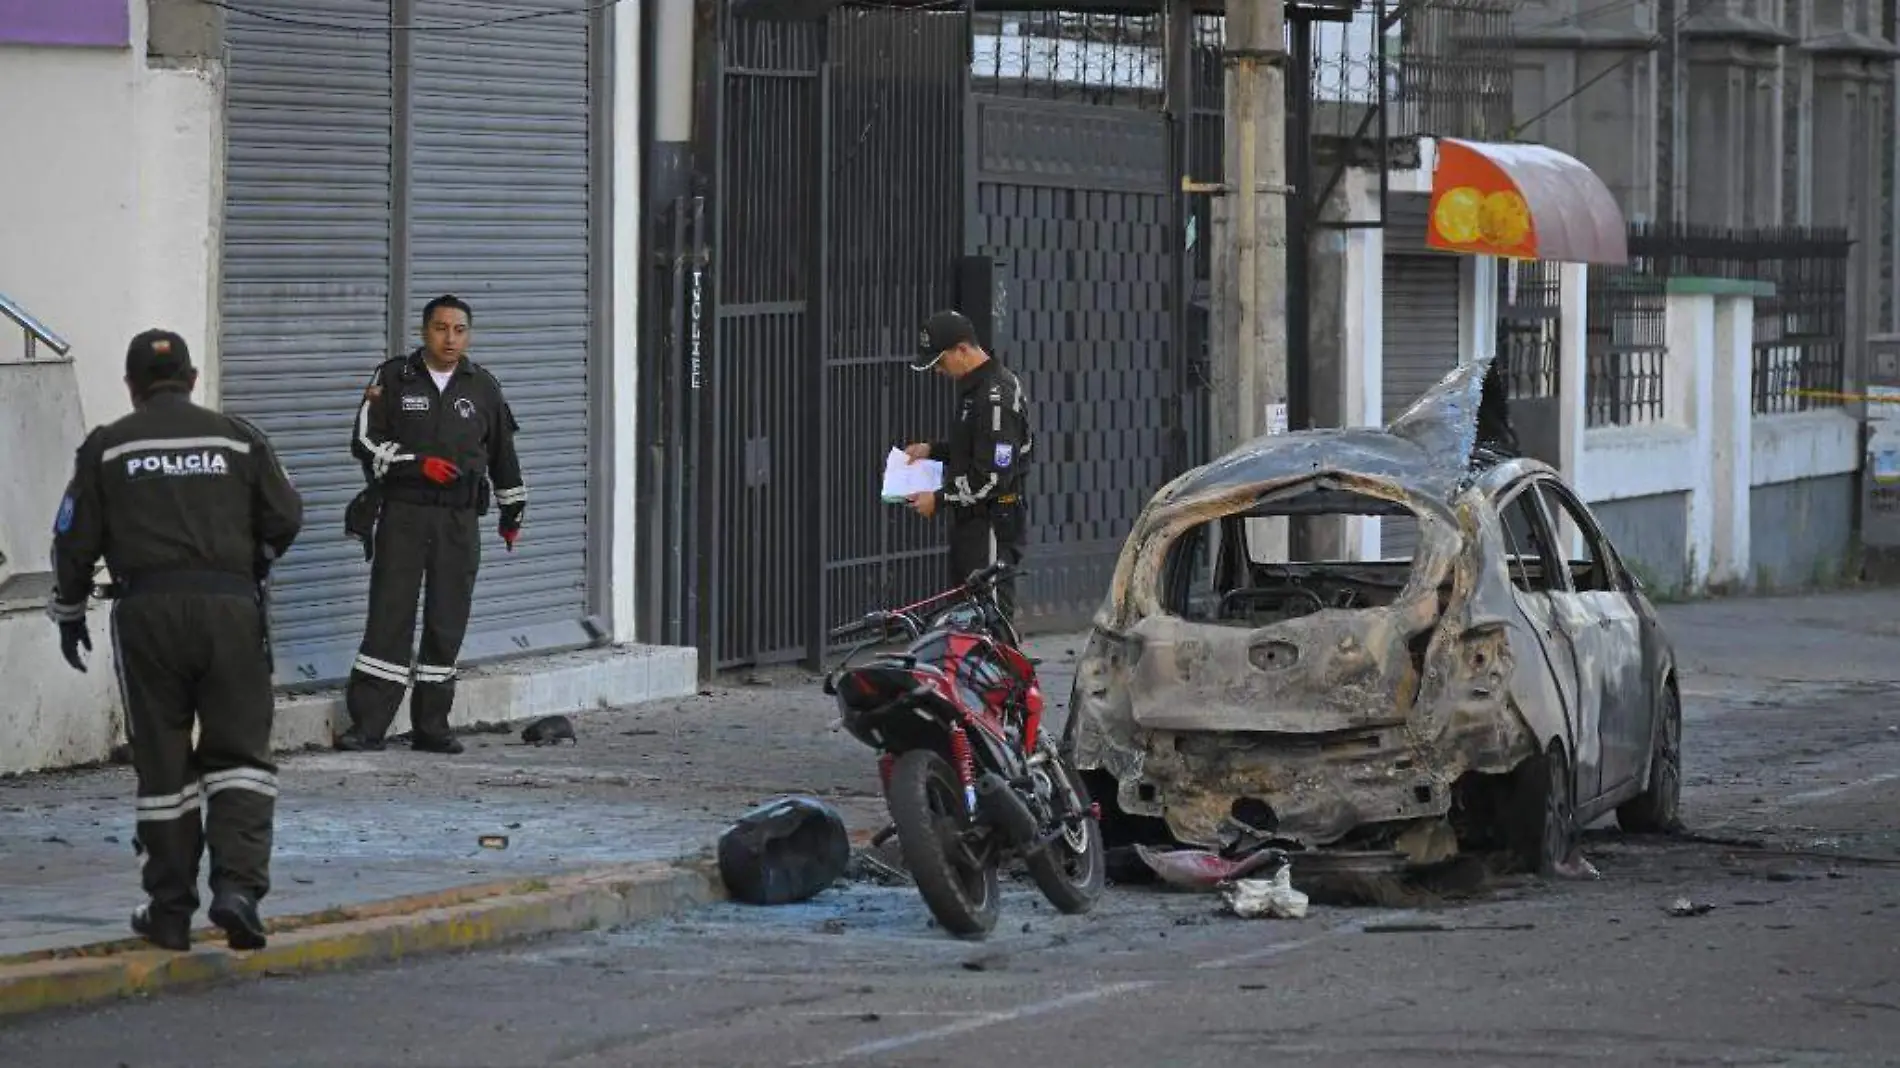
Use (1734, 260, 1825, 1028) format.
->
(975, 773, 1039, 846)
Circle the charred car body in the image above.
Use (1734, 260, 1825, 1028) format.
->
(1064, 358, 1683, 879)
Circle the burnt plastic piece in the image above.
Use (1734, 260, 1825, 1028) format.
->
(717, 795, 852, 906)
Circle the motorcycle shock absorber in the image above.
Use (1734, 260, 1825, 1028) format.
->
(949, 725, 978, 815)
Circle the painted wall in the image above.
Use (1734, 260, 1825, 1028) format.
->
(1591, 491, 1692, 593)
(0, 0, 221, 775)
(0, 0, 223, 429)
(1750, 474, 1858, 589)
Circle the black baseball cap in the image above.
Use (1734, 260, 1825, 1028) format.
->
(125, 329, 194, 390)
(911, 309, 978, 371)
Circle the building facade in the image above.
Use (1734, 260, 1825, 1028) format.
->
(0, 0, 675, 776)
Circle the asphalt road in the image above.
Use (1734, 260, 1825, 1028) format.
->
(6, 596, 1900, 1067)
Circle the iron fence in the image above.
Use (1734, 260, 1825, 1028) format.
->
(1583, 265, 1667, 427)
(972, 10, 1165, 108)
(1624, 222, 1853, 415)
(1497, 258, 1561, 401)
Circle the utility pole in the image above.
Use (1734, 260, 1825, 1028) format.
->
(1209, 0, 1290, 558)
(1210, 0, 1289, 457)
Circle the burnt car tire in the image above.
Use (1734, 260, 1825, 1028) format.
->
(1617, 684, 1683, 835)
(887, 748, 1001, 939)
(1510, 740, 1577, 876)
(1023, 755, 1106, 915)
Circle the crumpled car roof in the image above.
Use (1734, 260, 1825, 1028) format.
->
(1158, 352, 1496, 506)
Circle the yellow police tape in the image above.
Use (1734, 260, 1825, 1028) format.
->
(1789, 388, 1900, 404)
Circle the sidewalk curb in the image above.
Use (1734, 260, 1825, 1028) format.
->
(0, 857, 726, 1020)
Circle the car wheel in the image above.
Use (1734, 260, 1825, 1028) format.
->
(1617, 683, 1683, 834)
(1510, 739, 1577, 876)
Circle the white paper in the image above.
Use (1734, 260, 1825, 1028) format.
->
(881, 448, 943, 502)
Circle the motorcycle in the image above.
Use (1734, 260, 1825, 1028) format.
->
(822, 562, 1105, 939)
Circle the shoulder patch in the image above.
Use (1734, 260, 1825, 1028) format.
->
(53, 494, 75, 534)
(994, 442, 1015, 469)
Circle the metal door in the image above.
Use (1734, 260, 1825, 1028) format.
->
(1379, 196, 1462, 561)
(409, 0, 599, 661)
(220, 0, 395, 686)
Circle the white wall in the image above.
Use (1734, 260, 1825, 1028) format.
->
(0, 1, 222, 775)
(0, 1, 223, 427)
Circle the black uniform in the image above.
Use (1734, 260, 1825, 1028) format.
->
(929, 358, 1034, 616)
(341, 349, 526, 750)
(48, 346, 303, 942)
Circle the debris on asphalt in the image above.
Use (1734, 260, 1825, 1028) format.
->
(716, 795, 852, 906)
(520, 715, 578, 746)
(1668, 897, 1716, 917)
(1136, 844, 1287, 891)
(844, 848, 910, 887)
(478, 835, 509, 850)
(816, 918, 848, 935)
(1222, 864, 1310, 920)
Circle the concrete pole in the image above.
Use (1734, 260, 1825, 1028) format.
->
(1210, 0, 1290, 556)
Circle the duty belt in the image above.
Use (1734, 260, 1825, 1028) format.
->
(107, 570, 258, 600)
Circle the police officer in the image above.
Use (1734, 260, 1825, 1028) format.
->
(336, 294, 527, 755)
(901, 309, 1033, 617)
(47, 328, 304, 952)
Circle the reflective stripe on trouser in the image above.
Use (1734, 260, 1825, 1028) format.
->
(344, 499, 480, 743)
(948, 502, 1026, 619)
(112, 592, 279, 915)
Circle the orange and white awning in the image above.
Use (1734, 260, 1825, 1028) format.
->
(1425, 138, 1629, 265)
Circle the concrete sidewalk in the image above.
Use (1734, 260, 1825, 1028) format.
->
(0, 630, 1089, 1014)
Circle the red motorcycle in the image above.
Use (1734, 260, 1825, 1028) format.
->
(823, 563, 1105, 938)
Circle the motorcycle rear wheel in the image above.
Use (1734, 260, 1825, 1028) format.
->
(1023, 753, 1106, 915)
(888, 748, 1001, 939)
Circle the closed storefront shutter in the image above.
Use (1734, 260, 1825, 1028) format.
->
(1380, 196, 1463, 561)
(221, 1, 598, 686)
(221, 1, 394, 684)
(409, 0, 596, 655)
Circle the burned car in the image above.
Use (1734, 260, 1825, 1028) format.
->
(1063, 358, 1682, 881)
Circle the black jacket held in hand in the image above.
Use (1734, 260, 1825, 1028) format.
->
(47, 390, 305, 623)
(928, 358, 1034, 510)
(350, 349, 528, 527)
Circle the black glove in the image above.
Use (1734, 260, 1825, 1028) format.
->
(59, 620, 91, 673)
(499, 502, 525, 552)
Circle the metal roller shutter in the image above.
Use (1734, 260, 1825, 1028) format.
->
(409, 1, 596, 657)
(220, 1, 394, 685)
(1380, 248, 1462, 562)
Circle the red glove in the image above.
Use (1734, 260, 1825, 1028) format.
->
(420, 456, 461, 485)
(501, 527, 519, 552)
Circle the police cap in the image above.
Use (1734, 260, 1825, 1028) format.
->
(126, 328, 195, 391)
(912, 309, 977, 372)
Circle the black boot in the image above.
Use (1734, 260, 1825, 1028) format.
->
(208, 889, 268, 951)
(334, 729, 385, 752)
(410, 733, 464, 755)
(131, 903, 190, 952)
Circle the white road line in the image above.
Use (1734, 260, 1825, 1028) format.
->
(796, 910, 1418, 1064)
(794, 981, 1155, 1064)
(1782, 770, 1900, 805)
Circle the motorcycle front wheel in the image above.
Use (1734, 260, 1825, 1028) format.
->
(1023, 752, 1106, 914)
(887, 748, 1001, 939)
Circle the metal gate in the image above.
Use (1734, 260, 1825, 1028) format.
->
(818, 10, 967, 644)
(701, 5, 1206, 668)
(1380, 197, 1462, 560)
(968, 96, 1174, 622)
(706, 17, 825, 669)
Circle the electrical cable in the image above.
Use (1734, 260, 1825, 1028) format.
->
(1508, 0, 1717, 138)
(193, 0, 630, 34)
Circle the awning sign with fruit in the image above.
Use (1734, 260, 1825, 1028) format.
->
(1425, 139, 1630, 265)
